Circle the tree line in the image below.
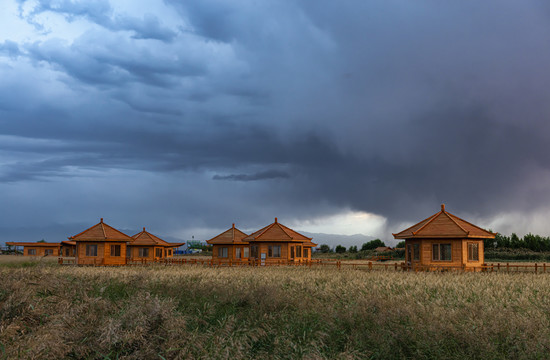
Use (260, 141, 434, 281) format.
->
(485, 233, 550, 252)
(318, 239, 388, 253)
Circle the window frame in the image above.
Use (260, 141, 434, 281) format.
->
(413, 244, 420, 261)
(110, 244, 121, 257)
(268, 245, 281, 258)
(467, 242, 479, 262)
(86, 244, 98, 257)
(243, 247, 249, 258)
(236, 247, 241, 259)
(218, 247, 228, 258)
(155, 248, 163, 258)
(138, 247, 149, 258)
(432, 243, 452, 261)
(28, 248, 37, 255)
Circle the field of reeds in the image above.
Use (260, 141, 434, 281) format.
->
(2, 260, 550, 359)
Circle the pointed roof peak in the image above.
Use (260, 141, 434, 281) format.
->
(70, 219, 133, 242)
(393, 205, 496, 239)
(243, 218, 312, 242)
(131, 228, 171, 246)
(207, 224, 248, 244)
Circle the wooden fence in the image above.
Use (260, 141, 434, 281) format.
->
(57, 256, 550, 273)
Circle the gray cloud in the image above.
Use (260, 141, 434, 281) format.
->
(213, 170, 290, 182)
(0, 40, 21, 58)
(18, 0, 177, 41)
(2, 0, 550, 242)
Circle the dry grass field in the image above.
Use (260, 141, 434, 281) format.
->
(1, 259, 550, 359)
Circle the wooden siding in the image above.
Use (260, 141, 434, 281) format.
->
(23, 246, 60, 256)
(76, 242, 127, 265)
(405, 238, 485, 267)
(212, 244, 250, 261)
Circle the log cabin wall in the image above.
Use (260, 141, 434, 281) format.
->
(418, 239, 463, 267)
(461, 239, 485, 267)
(23, 246, 60, 256)
(103, 242, 127, 265)
(77, 242, 105, 265)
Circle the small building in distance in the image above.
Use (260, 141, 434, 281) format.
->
(207, 224, 249, 263)
(375, 246, 394, 253)
(393, 204, 495, 269)
(130, 228, 184, 260)
(6, 242, 61, 256)
(243, 218, 317, 263)
(61, 241, 76, 257)
(68, 218, 134, 266)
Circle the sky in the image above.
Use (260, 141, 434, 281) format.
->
(2, 0, 550, 245)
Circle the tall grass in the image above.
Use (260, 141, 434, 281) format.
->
(1, 265, 550, 359)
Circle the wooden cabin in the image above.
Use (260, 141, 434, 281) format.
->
(393, 204, 495, 270)
(207, 224, 249, 263)
(129, 228, 184, 260)
(243, 218, 317, 263)
(68, 218, 133, 266)
(60, 241, 76, 257)
(6, 242, 61, 256)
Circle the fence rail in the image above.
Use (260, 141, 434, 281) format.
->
(57, 256, 550, 273)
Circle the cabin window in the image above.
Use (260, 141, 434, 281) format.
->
(236, 248, 241, 259)
(243, 247, 249, 258)
(296, 246, 302, 258)
(28, 248, 37, 255)
(303, 248, 309, 258)
(110, 245, 121, 257)
(432, 244, 452, 261)
(155, 248, 162, 257)
(86, 244, 98, 257)
(218, 247, 228, 258)
(251, 245, 259, 258)
(168, 249, 172, 256)
(468, 243, 479, 261)
(290, 246, 295, 258)
(413, 244, 420, 261)
(268, 245, 281, 258)
(139, 248, 149, 257)
(45, 249, 54, 256)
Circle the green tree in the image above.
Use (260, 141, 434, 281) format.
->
(396, 241, 405, 249)
(319, 244, 331, 253)
(361, 239, 386, 251)
(348, 245, 358, 253)
(335, 245, 346, 253)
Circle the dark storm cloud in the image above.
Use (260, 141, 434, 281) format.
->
(213, 170, 290, 182)
(3, 0, 550, 241)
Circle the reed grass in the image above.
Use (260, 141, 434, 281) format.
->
(1, 264, 549, 359)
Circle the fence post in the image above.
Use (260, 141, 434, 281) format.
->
(506, 263, 509, 273)
(535, 263, 538, 274)
(544, 263, 547, 273)
(394, 263, 398, 271)
(368, 261, 372, 270)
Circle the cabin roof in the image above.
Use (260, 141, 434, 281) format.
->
(131, 228, 181, 247)
(6, 242, 61, 247)
(207, 224, 249, 245)
(243, 218, 316, 246)
(393, 204, 496, 239)
(61, 241, 76, 246)
(69, 218, 134, 242)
